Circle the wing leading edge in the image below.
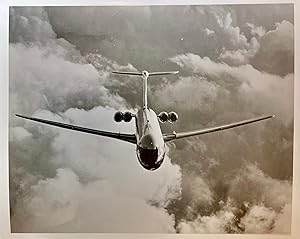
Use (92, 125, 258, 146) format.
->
(163, 115, 274, 142)
(15, 114, 137, 144)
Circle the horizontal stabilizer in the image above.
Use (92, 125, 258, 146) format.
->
(112, 71, 179, 77)
(112, 71, 142, 76)
(149, 71, 179, 76)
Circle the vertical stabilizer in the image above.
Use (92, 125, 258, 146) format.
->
(112, 70, 178, 109)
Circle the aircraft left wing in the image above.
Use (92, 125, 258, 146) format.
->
(163, 115, 274, 142)
(15, 114, 137, 144)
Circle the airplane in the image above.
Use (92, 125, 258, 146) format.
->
(16, 70, 274, 171)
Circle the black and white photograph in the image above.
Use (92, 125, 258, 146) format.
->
(6, 2, 295, 234)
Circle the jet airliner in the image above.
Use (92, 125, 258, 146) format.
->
(16, 70, 274, 171)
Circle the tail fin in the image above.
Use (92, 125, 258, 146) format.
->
(112, 70, 178, 109)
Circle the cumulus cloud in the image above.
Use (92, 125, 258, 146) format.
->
(168, 53, 293, 123)
(178, 208, 236, 233)
(176, 164, 292, 234)
(246, 23, 266, 38)
(10, 7, 56, 43)
(219, 37, 259, 65)
(12, 166, 179, 232)
(160, 52, 292, 233)
(251, 20, 294, 76)
(240, 204, 277, 233)
(213, 11, 249, 50)
(44, 5, 293, 72)
(10, 43, 127, 118)
(204, 28, 215, 36)
(9, 127, 32, 141)
(154, 76, 219, 112)
(228, 164, 292, 210)
(239, 203, 291, 234)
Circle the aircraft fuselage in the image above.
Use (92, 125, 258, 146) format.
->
(135, 107, 165, 170)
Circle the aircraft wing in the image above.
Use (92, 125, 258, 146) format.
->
(163, 115, 274, 142)
(15, 114, 137, 144)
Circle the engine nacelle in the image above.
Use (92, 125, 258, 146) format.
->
(168, 111, 179, 123)
(114, 111, 133, 122)
(123, 111, 133, 122)
(158, 111, 169, 123)
(114, 111, 123, 122)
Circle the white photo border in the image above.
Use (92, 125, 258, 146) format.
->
(0, 0, 298, 239)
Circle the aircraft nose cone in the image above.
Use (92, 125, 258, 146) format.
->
(139, 134, 156, 149)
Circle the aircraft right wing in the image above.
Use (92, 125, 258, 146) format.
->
(16, 114, 137, 144)
(163, 115, 274, 142)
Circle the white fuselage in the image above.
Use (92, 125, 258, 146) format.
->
(135, 107, 166, 170)
(134, 71, 166, 170)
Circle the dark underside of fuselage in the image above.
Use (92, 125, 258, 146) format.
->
(137, 145, 164, 171)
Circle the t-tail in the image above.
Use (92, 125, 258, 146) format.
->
(112, 70, 179, 109)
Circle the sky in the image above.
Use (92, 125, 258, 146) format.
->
(9, 4, 294, 233)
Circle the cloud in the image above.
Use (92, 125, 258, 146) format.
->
(169, 53, 293, 123)
(9, 43, 128, 119)
(246, 23, 266, 38)
(10, 7, 56, 43)
(178, 209, 236, 233)
(154, 76, 219, 112)
(240, 204, 277, 233)
(12, 167, 179, 232)
(160, 52, 292, 233)
(176, 164, 292, 234)
(44, 5, 293, 73)
(219, 37, 259, 65)
(228, 164, 292, 210)
(240, 203, 292, 234)
(213, 11, 249, 50)
(9, 127, 32, 141)
(251, 20, 294, 76)
(204, 28, 215, 36)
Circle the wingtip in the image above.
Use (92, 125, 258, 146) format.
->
(262, 115, 275, 119)
(267, 115, 275, 119)
(15, 114, 29, 119)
